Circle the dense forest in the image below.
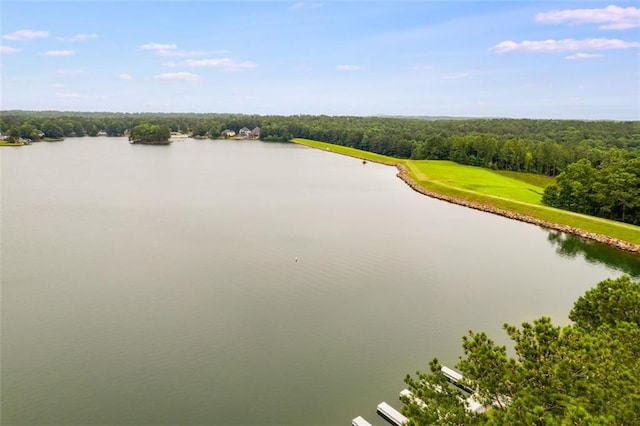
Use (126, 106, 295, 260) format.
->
(2, 110, 638, 224)
(403, 275, 640, 425)
(543, 157, 640, 225)
(128, 123, 171, 144)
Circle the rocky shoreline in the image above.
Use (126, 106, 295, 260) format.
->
(394, 164, 640, 255)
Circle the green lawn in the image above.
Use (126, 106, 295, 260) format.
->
(406, 160, 547, 205)
(291, 138, 399, 165)
(291, 138, 640, 245)
(494, 170, 556, 188)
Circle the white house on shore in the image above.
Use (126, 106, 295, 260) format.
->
(236, 127, 260, 139)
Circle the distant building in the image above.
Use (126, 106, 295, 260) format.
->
(238, 127, 251, 138)
(222, 129, 236, 137)
(96, 130, 107, 136)
(250, 127, 261, 138)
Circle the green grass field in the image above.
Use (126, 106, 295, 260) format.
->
(291, 138, 399, 165)
(291, 138, 640, 245)
(494, 170, 556, 188)
(406, 160, 548, 205)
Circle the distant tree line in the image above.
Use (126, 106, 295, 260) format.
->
(2, 111, 639, 223)
(2, 111, 637, 174)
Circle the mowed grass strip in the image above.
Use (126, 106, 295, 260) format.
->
(494, 170, 556, 188)
(291, 138, 398, 165)
(290, 138, 640, 245)
(407, 160, 547, 205)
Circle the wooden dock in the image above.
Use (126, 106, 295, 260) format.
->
(351, 415, 373, 426)
(399, 388, 427, 409)
(401, 386, 486, 414)
(362, 366, 484, 425)
(377, 402, 408, 426)
(466, 395, 485, 413)
(441, 365, 475, 393)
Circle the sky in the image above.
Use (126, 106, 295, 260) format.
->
(1, 1, 639, 119)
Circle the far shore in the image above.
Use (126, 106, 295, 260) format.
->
(290, 138, 640, 255)
(0, 141, 28, 146)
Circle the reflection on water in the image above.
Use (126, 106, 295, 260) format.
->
(3, 138, 636, 425)
(546, 231, 640, 278)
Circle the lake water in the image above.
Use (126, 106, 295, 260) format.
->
(2, 137, 639, 425)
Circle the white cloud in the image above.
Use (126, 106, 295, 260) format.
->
(140, 43, 227, 58)
(56, 68, 84, 76)
(155, 49, 200, 57)
(336, 64, 363, 71)
(43, 50, 75, 56)
(491, 38, 640, 53)
(140, 43, 177, 51)
(412, 64, 434, 71)
(117, 73, 133, 80)
(565, 53, 604, 60)
(59, 33, 98, 42)
(55, 92, 107, 99)
(163, 61, 178, 67)
(153, 72, 202, 82)
(535, 5, 640, 30)
(2, 29, 49, 41)
(157, 49, 225, 57)
(290, 2, 324, 10)
(184, 58, 257, 71)
(146, 101, 171, 107)
(50, 83, 65, 88)
(441, 72, 469, 80)
(1, 45, 19, 53)
(55, 92, 82, 98)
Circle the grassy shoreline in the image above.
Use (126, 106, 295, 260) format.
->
(0, 141, 28, 146)
(291, 138, 640, 252)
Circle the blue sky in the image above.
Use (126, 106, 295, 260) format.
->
(1, 1, 639, 119)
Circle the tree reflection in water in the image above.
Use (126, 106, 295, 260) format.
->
(547, 231, 640, 278)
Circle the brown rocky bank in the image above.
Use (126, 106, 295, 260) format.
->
(394, 164, 640, 255)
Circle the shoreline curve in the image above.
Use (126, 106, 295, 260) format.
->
(394, 163, 640, 255)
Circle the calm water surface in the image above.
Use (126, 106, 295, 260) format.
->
(2, 138, 639, 425)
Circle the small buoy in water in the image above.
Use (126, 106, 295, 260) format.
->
(295, 257, 298, 262)
(362, 160, 367, 164)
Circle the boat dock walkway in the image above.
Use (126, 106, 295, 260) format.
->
(400, 387, 485, 414)
(351, 415, 373, 426)
(377, 402, 408, 426)
(441, 365, 475, 394)
(352, 365, 484, 425)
